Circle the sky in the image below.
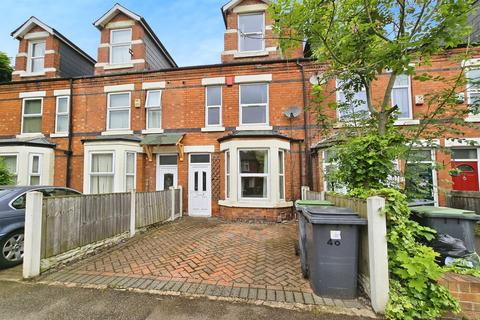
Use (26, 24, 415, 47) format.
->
(0, 0, 227, 67)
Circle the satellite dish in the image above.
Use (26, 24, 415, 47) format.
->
(283, 107, 302, 118)
(310, 72, 327, 85)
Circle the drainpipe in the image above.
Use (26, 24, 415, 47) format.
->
(65, 78, 74, 188)
(296, 60, 312, 189)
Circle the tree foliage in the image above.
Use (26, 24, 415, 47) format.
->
(271, 0, 476, 135)
(0, 159, 14, 186)
(0, 51, 12, 83)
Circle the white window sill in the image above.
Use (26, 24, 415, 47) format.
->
(101, 130, 134, 136)
(465, 116, 480, 122)
(20, 72, 46, 77)
(103, 63, 134, 70)
(201, 127, 225, 132)
(142, 129, 164, 134)
(50, 133, 69, 138)
(236, 125, 273, 131)
(234, 51, 269, 58)
(16, 133, 44, 138)
(219, 199, 293, 208)
(394, 119, 420, 126)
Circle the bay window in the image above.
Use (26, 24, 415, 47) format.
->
(145, 90, 162, 129)
(22, 98, 43, 134)
(27, 40, 45, 73)
(239, 150, 268, 199)
(240, 83, 268, 125)
(110, 28, 132, 65)
(28, 154, 41, 185)
(225, 151, 230, 199)
(206, 86, 222, 127)
(220, 139, 291, 208)
(278, 150, 285, 200)
(238, 13, 264, 52)
(391, 74, 412, 119)
(107, 92, 130, 130)
(0, 155, 17, 183)
(90, 153, 114, 194)
(125, 152, 136, 191)
(55, 96, 70, 134)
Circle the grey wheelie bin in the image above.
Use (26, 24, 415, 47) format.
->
(302, 206, 367, 299)
(411, 206, 480, 252)
(294, 200, 334, 278)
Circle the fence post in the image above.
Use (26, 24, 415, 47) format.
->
(366, 196, 389, 314)
(179, 186, 183, 217)
(130, 189, 136, 237)
(320, 191, 325, 201)
(301, 186, 309, 200)
(170, 187, 175, 221)
(23, 192, 43, 279)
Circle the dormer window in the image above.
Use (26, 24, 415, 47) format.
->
(110, 28, 132, 65)
(27, 40, 45, 73)
(238, 13, 264, 52)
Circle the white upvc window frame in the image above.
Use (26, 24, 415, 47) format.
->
(145, 90, 162, 130)
(107, 92, 131, 131)
(55, 96, 70, 134)
(225, 151, 230, 199)
(89, 151, 115, 194)
(238, 148, 269, 201)
(109, 28, 132, 65)
(335, 79, 368, 120)
(28, 153, 42, 186)
(466, 67, 480, 107)
(0, 153, 18, 183)
(237, 12, 265, 53)
(21, 97, 43, 134)
(239, 83, 269, 126)
(278, 149, 285, 200)
(205, 86, 222, 127)
(391, 74, 413, 120)
(405, 149, 439, 205)
(27, 39, 46, 73)
(125, 151, 136, 192)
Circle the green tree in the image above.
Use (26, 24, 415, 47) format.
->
(0, 51, 13, 83)
(0, 159, 14, 185)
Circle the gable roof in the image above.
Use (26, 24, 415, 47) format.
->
(93, 3, 177, 68)
(11, 16, 96, 65)
(221, 0, 270, 27)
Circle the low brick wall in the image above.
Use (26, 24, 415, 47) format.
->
(218, 206, 294, 222)
(439, 273, 480, 319)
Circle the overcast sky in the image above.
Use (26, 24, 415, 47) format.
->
(0, 0, 226, 67)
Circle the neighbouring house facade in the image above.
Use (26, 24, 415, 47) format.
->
(0, 0, 480, 220)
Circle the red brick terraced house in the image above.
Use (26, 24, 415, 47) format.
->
(0, 1, 480, 220)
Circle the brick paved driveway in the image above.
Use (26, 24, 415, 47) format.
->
(39, 218, 368, 313)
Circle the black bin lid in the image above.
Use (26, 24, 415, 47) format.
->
(302, 206, 367, 225)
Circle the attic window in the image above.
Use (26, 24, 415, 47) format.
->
(27, 40, 45, 73)
(238, 13, 264, 52)
(110, 28, 132, 65)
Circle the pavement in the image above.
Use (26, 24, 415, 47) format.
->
(0, 280, 371, 320)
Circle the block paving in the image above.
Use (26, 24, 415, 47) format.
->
(38, 218, 369, 313)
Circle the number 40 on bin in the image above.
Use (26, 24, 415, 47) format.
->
(327, 230, 342, 246)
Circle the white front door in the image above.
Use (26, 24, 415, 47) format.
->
(188, 154, 211, 217)
(156, 154, 178, 191)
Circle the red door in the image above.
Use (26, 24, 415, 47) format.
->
(452, 161, 479, 191)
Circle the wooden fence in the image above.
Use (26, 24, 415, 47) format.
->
(39, 189, 181, 260)
(446, 190, 480, 214)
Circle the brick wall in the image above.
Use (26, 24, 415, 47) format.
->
(219, 205, 294, 222)
(439, 273, 480, 319)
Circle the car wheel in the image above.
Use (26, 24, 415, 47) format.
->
(0, 230, 24, 268)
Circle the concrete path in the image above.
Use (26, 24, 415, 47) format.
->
(0, 280, 372, 320)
